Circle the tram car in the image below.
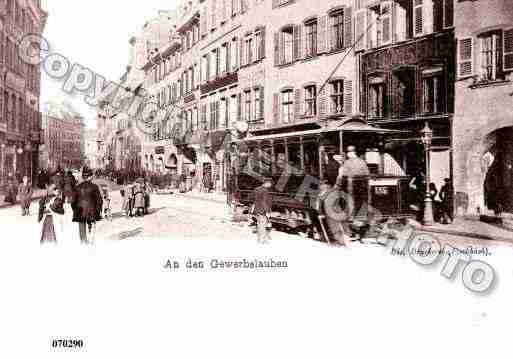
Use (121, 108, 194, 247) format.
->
(227, 117, 415, 239)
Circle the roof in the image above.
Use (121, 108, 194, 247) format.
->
(236, 119, 407, 143)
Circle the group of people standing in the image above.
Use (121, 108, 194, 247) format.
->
(121, 180, 151, 218)
(409, 172, 454, 224)
(39, 166, 103, 244)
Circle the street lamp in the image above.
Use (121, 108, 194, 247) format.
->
(421, 122, 434, 226)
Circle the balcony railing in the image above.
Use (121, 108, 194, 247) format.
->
(200, 72, 238, 95)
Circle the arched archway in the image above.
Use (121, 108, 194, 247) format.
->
(465, 126, 513, 215)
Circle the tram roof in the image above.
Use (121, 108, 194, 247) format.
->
(235, 120, 406, 143)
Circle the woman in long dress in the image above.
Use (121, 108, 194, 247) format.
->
(39, 186, 65, 243)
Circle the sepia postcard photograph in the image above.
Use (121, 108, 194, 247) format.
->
(0, 0, 512, 358)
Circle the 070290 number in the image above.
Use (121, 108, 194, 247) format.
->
(51, 339, 84, 349)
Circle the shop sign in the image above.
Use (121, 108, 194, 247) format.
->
(155, 146, 165, 155)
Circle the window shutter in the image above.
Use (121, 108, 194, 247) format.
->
(216, 101, 220, 129)
(444, 0, 454, 29)
(211, 0, 217, 30)
(503, 28, 513, 72)
(328, 15, 335, 51)
(458, 37, 473, 78)
(272, 0, 279, 9)
(237, 93, 242, 121)
(317, 15, 328, 54)
(344, 6, 353, 48)
(381, 2, 392, 45)
(274, 32, 280, 66)
(260, 27, 266, 60)
(293, 24, 302, 61)
(239, 38, 245, 67)
(233, 0, 240, 15)
(240, 0, 248, 14)
(318, 86, 327, 117)
(259, 87, 265, 120)
(200, 7, 207, 36)
(344, 80, 353, 115)
(354, 9, 367, 52)
(273, 93, 280, 124)
(221, 0, 227, 23)
(414, 0, 423, 36)
(294, 88, 301, 120)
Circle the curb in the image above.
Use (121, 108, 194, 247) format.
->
(171, 192, 227, 205)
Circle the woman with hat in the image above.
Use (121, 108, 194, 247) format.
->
(38, 184, 65, 243)
(72, 166, 103, 243)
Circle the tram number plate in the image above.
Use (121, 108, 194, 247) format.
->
(374, 186, 390, 196)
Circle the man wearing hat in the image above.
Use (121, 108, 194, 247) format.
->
(316, 180, 349, 246)
(72, 166, 103, 243)
(253, 177, 273, 244)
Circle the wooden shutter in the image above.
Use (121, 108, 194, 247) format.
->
(354, 9, 367, 52)
(381, 1, 392, 45)
(444, 0, 454, 28)
(503, 28, 513, 72)
(318, 86, 327, 117)
(240, 0, 248, 14)
(273, 93, 280, 124)
(344, 6, 353, 48)
(414, 0, 423, 36)
(294, 88, 301, 120)
(458, 37, 473, 78)
(328, 14, 335, 51)
(293, 24, 301, 61)
(237, 93, 242, 121)
(317, 15, 328, 54)
(272, 0, 280, 9)
(200, 7, 207, 36)
(221, 0, 227, 23)
(433, 0, 443, 32)
(239, 38, 245, 67)
(274, 32, 280, 66)
(344, 80, 353, 115)
(260, 27, 266, 60)
(211, 0, 217, 30)
(232, 0, 239, 15)
(259, 87, 265, 120)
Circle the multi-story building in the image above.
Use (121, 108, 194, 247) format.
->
(141, 0, 360, 192)
(40, 102, 85, 171)
(357, 0, 455, 194)
(0, 0, 47, 183)
(452, 0, 513, 216)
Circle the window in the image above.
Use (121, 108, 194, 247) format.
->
(394, 68, 415, 117)
(330, 80, 344, 114)
(281, 89, 293, 123)
(304, 85, 317, 116)
(281, 26, 294, 64)
(368, 78, 386, 118)
(245, 36, 254, 65)
(231, 38, 238, 71)
(220, 43, 228, 74)
(331, 10, 344, 51)
(422, 69, 445, 114)
(255, 29, 265, 60)
(254, 88, 262, 121)
(244, 90, 252, 122)
(479, 31, 504, 82)
(305, 20, 317, 57)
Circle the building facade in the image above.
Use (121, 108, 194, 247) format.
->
(453, 0, 513, 216)
(0, 0, 47, 183)
(40, 103, 85, 171)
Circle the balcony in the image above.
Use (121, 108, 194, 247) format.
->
(200, 72, 238, 95)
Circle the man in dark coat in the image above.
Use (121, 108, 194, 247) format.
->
(439, 178, 454, 224)
(253, 177, 273, 244)
(316, 180, 349, 246)
(72, 167, 103, 243)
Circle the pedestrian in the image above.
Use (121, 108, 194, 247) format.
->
(143, 179, 151, 215)
(5, 173, 18, 204)
(39, 185, 65, 243)
(133, 183, 145, 217)
(122, 183, 134, 218)
(72, 166, 103, 243)
(18, 175, 33, 216)
(253, 177, 273, 244)
(316, 180, 350, 246)
(439, 178, 454, 224)
(63, 170, 77, 200)
(101, 185, 112, 221)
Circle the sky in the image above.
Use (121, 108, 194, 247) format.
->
(40, 0, 179, 128)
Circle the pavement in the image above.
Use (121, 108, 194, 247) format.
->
(0, 188, 48, 209)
